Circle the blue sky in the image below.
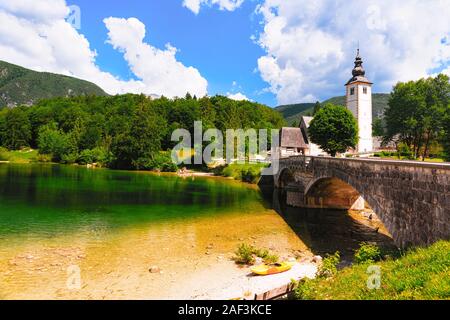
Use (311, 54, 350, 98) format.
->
(0, 0, 449, 107)
(69, 0, 277, 105)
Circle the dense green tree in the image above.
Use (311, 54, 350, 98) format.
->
(313, 101, 322, 116)
(443, 107, 450, 161)
(37, 123, 72, 162)
(110, 102, 166, 169)
(384, 74, 450, 160)
(372, 118, 385, 137)
(3, 107, 31, 150)
(309, 104, 359, 157)
(1, 93, 285, 170)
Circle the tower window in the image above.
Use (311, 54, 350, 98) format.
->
(363, 87, 368, 94)
(350, 88, 355, 95)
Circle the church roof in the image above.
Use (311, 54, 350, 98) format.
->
(280, 127, 308, 148)
(346, 49, 373, 85)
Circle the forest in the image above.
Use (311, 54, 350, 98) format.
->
(0, 94, 286, 171)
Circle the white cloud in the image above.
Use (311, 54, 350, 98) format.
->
(0, 0, 208, 98)
(227, 92, 250, 101)
(256, 0, 450, 105)
(104, 17, 208, 97)
(183, 0, 244, 15)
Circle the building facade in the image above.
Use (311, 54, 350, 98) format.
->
(345, 50, 374, 153)
(278, 127, 308, 158)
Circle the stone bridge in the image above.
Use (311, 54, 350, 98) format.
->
(273, 156, 450, 248)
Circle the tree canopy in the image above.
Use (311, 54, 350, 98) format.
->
(0, 94, 285, 170)
(384, 74, 450, 160)
(309, 103, 359, 157)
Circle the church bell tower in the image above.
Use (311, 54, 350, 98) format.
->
(345, 49, 373, 153)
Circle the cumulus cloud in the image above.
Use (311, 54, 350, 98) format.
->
(0, 0, 208, 97)
(104, 17, 208, 97)
(227, 92, 250, 101)
(183, 0, 244, 15)
(256, 0, 450, 104)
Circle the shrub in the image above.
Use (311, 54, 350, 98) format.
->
(317, 252, 340, 278)
(61, 153, 78, 165)
(36, 153, 52, 163)
(234, 243, 255, 265)
(354, 242, 383, 264)
(37, 124, 73, 162)
(78, 147, 111, 166)
(233, 243, 279, 265)
(253, 248, 279, 264)
(149, 152, 178, 172)
(133, 152, 178, 172)
(220, 163, 266, 184)
(0, 147, 10, 161)
(294, 279, 317, 300)
(398, 143, 414, 159)
(241, 166, 261, 183)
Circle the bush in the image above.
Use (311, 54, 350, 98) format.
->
(61, 153, 78, 165)
(132, 152, 178, 172)
(220, 163, 266, 184)
(354, 242, 383, 264)
(294, 279, 317, 300)
(398, 143, 414, 159)
(36, 153, 52, 163)
(234, 243, 256, 265)
(150, 152, 178, 172)
(233, 243, 279, 265)
(78, 147, 111, 166)
(317, 252, 340, 278)
(37, 124, 74, 162)
(0, 147, 10, 161)
(253, 248, 279, 264)
(241, 166, 261, 183)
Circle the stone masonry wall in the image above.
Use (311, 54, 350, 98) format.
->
(276, 157, 450, 248)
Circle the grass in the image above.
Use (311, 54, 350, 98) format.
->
(0, 148, 38, 163)
(373, 152, 446, 163)
(233, 243, 279, 265)
(294, 241, 450, 300)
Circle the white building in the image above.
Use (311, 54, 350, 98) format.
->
(299, 117, 327, 156)
(345, 49, 373, 153)
(299, 49, 374, 156)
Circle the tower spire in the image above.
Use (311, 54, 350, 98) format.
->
(352, 47, 365, 78)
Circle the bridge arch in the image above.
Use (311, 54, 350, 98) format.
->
(274, 156, 450, 248)
(278, 168, 296, 189)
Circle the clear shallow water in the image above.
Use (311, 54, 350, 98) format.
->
(0, 164, 395, 299)
(0, 164, 267, 243)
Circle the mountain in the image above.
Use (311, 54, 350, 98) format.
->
(0, 60, 108, 107)
(275, 93, 390, 126)
(275, 103, 316, 125)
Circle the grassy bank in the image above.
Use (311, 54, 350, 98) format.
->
(295, 241, 450, 300)
(373, 151, 446, 163)
(215, 163, 268, 184)
(0, 148, 38, 163)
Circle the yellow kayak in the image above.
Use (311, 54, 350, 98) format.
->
(251, 262, 293, 276)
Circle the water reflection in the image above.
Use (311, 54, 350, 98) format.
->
(261, 187, 397, 264)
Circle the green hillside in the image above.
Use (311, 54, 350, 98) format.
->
(275, 103, 316, 125)
(0, 60, 108, 107)
(276, 93, 390, 126)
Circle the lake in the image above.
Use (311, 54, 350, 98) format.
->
(0, 164, 395, 299)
